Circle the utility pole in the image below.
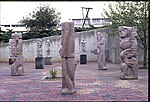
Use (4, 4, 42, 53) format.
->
(81, 7, 93, 28)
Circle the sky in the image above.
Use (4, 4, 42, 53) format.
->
(0, 1, 115, 24)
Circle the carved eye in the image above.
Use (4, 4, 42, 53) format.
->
(118, 30, 121, 33)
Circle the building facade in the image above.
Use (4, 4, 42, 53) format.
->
(0, 24, 27, 32)
(71, 18, 109, 28)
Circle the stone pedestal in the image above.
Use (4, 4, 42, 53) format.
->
(9, 58, 14, 65)
(45, 57, 52, 65)
(80, 54, 87, 64)
(35, 57, 44, 69)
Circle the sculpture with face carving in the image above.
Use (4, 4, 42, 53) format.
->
(81, 39, 86, 53)
(60, 22, 77, 95)
(118, 26, 138, 80)
(9, 33, 24, 76)
(37, 39, 42, 57)
(46, 39, 51, 57)
(96, 32, 107, 70)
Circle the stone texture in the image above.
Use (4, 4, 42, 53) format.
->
(80, 54, 87, 64)
(81, 39, 86, 54)
(36, 39, 44, 69)
(97, 32, 107, 70)
(9, 33, 24, 76)
(45, 38, 51, 57)
(59, 22, 77, 95)
(45, 57, 52, 65)
(37, 38, 43, 57)
(35, 57, 44, 69)
(9, 39, 14, 65)
(45, 39, 52, 65)
(118, 26, 138, 80)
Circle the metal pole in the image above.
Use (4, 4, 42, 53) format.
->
(81, 7, 93, 28)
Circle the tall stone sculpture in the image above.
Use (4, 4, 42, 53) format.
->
(37, 38, 43, 57)
(97, 32, 107, 70)
(9, 33, 24, 76)
(81, 39, 86, 53)
(9, 39, 14, 65)
(46, 39, 51, 57)
(118, 26, 138, 80)
(35, 38, 44, 69)
(80, 39, 87, 64)
(45, 39, 52, 65)
(59, 22, 76, 95)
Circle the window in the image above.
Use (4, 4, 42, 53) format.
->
(4, 25, 10, 27)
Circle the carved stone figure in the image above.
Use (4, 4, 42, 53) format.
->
(37, 38, 42, 57)
(9, 39, 13, 58)
(59, 22, 76, 95)
(46, 39, 51, 57)
(35, 38, 44, 69)
(9, 33, 24, 76)
(97, 32, 107, 70)
(45, 38, 52, 65)
(81, 39, 86, 53)
(118, 26, 138, 80)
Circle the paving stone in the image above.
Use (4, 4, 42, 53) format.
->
(0, 62, 148, 101)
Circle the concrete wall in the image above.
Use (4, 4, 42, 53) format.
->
(0, 43, 10, 62)
(0, 28, 144, 63)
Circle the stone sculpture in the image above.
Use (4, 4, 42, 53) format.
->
(37, 38, 43, 57)
(97, 32, 107, 70)
(118, 26, 138, 80)
(9, 33, 24, 76)
(9, 39, 14, 65)
(9, 39, 13, 58)
(46, 39, 51, 57)
(35, 38, 44, 69)
(80, 39, 87, 64)
(45, 38, 52, 65)
(59, 22, 76, 95)
(81, 39, 86, 53)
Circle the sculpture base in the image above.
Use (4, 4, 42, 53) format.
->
(11, 66, 24, 76)
(11, 72, 23, 76)
(98, 68, 107, 70)
(35, 57, 44, 69)
(80, 54, 87, 64)
(62, 88, 76, 95)
(120, 77, 138, 80)
(9, 58, 14, 65)
(98, 66, 107, 70)
(45, 57, 52, 65)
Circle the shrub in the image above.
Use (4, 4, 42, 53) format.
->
(49, 69, 57, 79)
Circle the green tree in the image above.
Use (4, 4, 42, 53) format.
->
(0, 31, 11, 43)
(20, 4, 61, 33)
(102, 1, 149, 69)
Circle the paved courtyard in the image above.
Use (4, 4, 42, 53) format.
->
(0, 62, 148, 101)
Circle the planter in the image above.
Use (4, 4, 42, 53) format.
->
(42, 76, 62, 81)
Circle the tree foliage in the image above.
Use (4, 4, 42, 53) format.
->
(20, 4, 61, 33)
(102, 1, 149, 68)
(22, 30, 61, 40)
(0, 31, 11, 43)
(0, 26, 101, 43)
